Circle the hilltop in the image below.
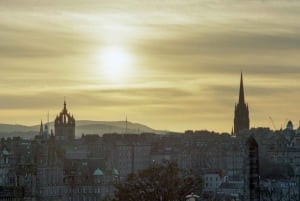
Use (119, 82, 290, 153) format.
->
(0, 120, 168, 139)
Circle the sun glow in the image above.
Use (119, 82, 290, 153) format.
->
(97, 46, 133, 83)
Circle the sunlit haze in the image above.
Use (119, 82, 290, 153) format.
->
(96, 46, 133, 82)
(1, 0, 300, 132)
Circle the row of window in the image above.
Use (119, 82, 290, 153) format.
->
(39, 186, 110, 196)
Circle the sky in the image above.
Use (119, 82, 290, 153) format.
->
(1, 0, 300, 132)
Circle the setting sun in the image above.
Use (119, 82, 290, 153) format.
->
(97, 46, 133, 83)
(2, 0, 300, 133)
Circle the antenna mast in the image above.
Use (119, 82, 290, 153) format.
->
(126, 116, 128, 133)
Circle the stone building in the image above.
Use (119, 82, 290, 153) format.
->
(35, 134, 64, 201)
(63, 159, 119, 201)
(103, 134, 151, 180)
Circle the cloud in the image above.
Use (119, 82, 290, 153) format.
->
(1, 0, 300, 131)
(0, 86, 192, 109)
(0, 10, 102, 59)
(134, 25, 300, 55)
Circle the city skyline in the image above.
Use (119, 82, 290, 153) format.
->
(1, 0, 300, 132)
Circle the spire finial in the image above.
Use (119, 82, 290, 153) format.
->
(40, 120, 44, 135)
(64, 97, 67, 111)
(239, 72, 245, 104)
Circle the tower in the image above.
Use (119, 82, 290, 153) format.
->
(54, 101, 75, 140)
(39, 120, 49, 139)
(39, 121, 44, 136)
(234, 73, 250, 134)
(48, 133, 57, 166)
(244, 136, 260, 201)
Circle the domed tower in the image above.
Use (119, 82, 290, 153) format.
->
(286, 120, 294, 131)
(55, 101, 75, 140)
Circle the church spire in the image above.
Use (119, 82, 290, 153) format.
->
(64, 99, 67, 111)
(239, 72, 245, 104)
(234, 72, 250, 135)
(40, 120, 44, 135)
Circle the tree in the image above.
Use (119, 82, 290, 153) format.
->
(113, 162, 203, 201)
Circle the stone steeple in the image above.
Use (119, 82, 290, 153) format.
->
(234, 72, 250, 134)
(40, 120, 44, 135)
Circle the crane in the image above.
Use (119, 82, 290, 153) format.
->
(269, 116, 277, 130)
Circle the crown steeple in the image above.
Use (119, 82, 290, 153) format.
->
(55, 101, 75, 141)
(63, 100, 67, 112)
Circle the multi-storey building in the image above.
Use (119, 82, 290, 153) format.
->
(203, 170, 225, 193)
(103, 134, 151, 180)
(35, 134, 64, 201)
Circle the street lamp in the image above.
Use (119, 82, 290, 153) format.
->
(186, 193, 200, 201)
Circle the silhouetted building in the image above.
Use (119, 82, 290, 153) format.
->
(0, 186, 24, 201)
(234, 73, 250, 134)
(36, 134, 64, 201)
(286, 120, 294, 131)
(103, 134, 151, 180)
(63, 159, 119, 201)
(55, 101, 75, 140)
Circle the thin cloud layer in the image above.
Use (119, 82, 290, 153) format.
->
(0, 0, 300, 132)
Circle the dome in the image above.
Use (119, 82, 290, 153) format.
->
(2, 149, 9, 156)
(112, 168, 120, 175)
(93, 168, 104, 176)
(286, 120, 293, 131)
(296, 123, 300, 135)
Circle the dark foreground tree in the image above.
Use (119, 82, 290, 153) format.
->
(114, 162, 203, 201)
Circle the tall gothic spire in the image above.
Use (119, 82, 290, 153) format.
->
(40, 120, 44, 135)
(64, 100, 67, 111)
(234, 72, 250, 134)
(239, 72, 245, 104)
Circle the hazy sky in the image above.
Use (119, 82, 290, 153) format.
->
(1, 0, 300, 132)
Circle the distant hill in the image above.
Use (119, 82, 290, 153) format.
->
(0, 120, 167, 139)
